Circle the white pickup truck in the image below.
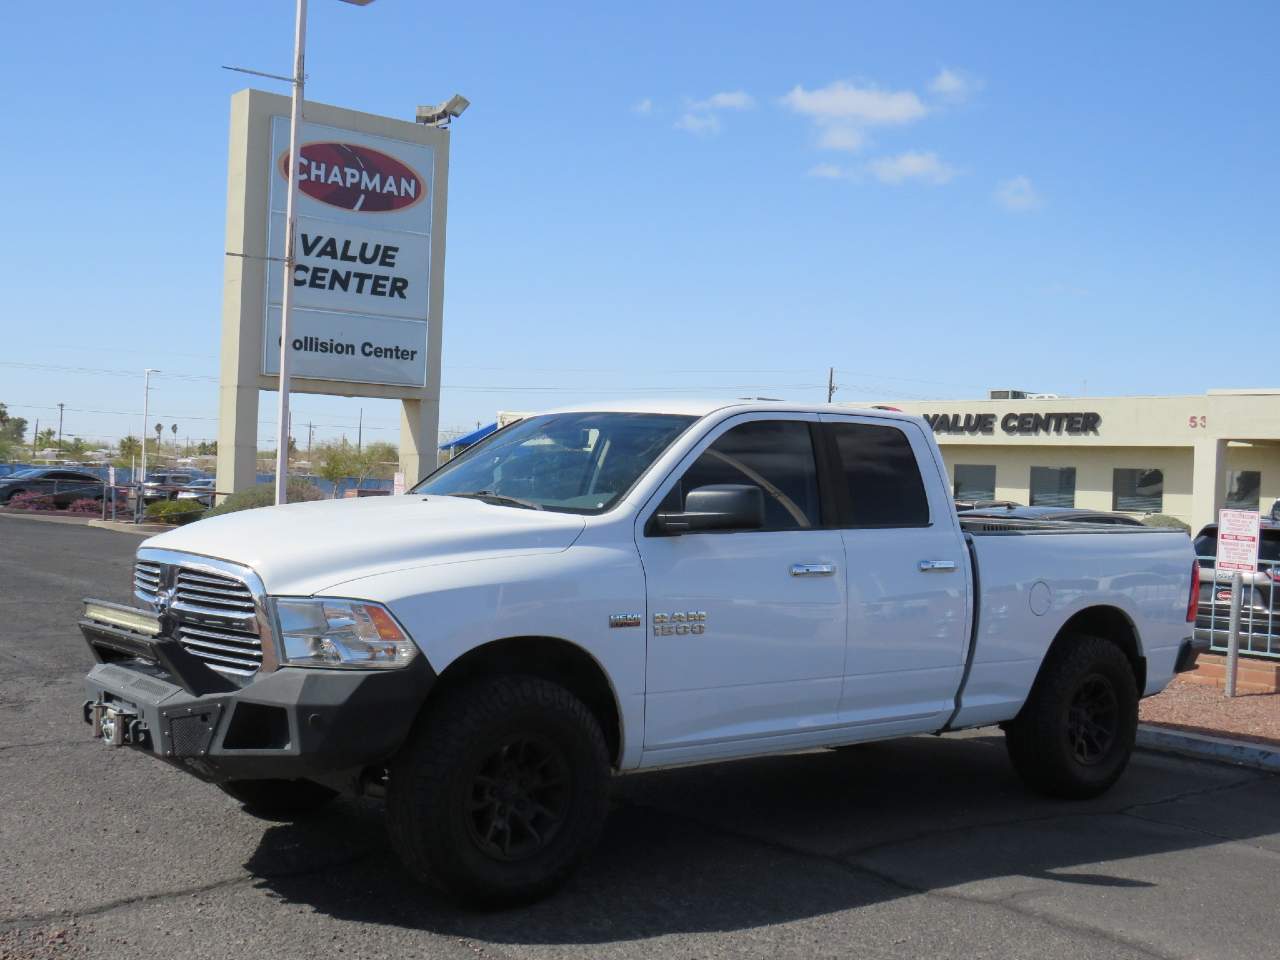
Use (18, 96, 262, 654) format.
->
(79, 401, 1198, 904)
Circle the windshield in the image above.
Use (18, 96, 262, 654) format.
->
(5, 468, 42, 480)
(414, 412, 696, 514)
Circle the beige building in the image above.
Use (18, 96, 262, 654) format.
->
(864, 389, 1280, 531)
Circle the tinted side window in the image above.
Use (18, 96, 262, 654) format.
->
(829, 422, 929, 527)
(663, 420, 820, 529)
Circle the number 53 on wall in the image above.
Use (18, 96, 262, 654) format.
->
(1188, 415, 1208, 428)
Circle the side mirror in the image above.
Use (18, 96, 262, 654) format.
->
(654, 484, 765, 535)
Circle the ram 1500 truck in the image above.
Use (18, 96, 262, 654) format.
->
(79, 401, 1199, 903)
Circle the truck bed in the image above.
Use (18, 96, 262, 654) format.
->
(949, 519, 1194, 730)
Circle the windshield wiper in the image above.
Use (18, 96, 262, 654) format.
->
(446, 490, 545, 511)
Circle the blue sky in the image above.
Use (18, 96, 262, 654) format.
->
(2, 1, 1277, 450)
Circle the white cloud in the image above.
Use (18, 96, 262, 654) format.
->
(868, 151, 956, 185)
(781, 81, 927, 125)
(632, 98, 654, 116)
(928, 67, 981, 104)
(674, 90, 755, 136)
(674, 112, 721, 136)
(995, 175, 1043, 211)
(690, 91, 755, 111)
(816, 125, 865, 152)
(808, 163, 847, 179)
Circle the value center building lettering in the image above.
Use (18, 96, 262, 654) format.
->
(868, 389, 1280, 530)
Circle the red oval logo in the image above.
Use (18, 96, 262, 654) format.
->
(278, 142, 425, 213)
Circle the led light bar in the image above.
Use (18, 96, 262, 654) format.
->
(83, 602, 161, 637)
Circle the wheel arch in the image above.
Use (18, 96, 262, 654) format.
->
(426, 635, 624, 768)
(1041, 604, 1146, 695)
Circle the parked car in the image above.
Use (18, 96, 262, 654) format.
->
(80, 401, 1196, 904)
(0, 467, 104, 507)
(1192, 520, 1280, 655)
(958, 504, 1146, 526)
(176, 478, 216, 507)
(140, 472, 197, 503)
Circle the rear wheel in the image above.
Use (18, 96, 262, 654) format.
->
(386, 675, 610, 905)
(1005, 634, 1138, 799)
(219, 778, 337, 820)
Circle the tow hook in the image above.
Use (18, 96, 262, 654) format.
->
(83, 699, 145, 747)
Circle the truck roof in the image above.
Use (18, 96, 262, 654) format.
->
(540, 398, 923, 424)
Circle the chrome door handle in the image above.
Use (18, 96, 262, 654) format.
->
(918, 560, 958, 572)
(791, 563, 836, 577)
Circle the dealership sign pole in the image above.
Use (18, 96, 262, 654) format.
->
(273, 0, 308, 505)
(216, 79, 449, 507)
(1216, 507, 1260, 697)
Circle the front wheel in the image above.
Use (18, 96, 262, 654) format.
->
(1005, 635, 1138, 799)
(386, 675, 611, 905)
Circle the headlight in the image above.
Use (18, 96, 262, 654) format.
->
(273, 598, 418, 669)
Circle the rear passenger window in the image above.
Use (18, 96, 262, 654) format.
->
(829, 423, 930, 527)
(662, 420, 821, 530)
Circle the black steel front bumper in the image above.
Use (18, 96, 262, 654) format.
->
(80, 608, 435, 784)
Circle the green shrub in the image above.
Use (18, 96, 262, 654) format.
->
(1142, 513, 1191, 532)
(145, 499, 206, 525)
(205, 480, 325, 517)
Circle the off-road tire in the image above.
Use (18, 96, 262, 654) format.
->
(1005, 634, 1139, 799)
(386, 674, 611, 905)
(219, 778, 337, 820)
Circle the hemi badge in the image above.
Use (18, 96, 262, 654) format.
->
(609, 614, 642, 629)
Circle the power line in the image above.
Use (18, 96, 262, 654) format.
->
(1, 358, 984, 392)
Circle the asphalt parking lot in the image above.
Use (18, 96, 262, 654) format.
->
(2, 514, 1278, 960)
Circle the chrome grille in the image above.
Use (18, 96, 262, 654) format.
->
(174, 624, 263, 674)
(173, 569, 257, 618)
(132, 556, 265, 677)
(133, 560, 162, 603)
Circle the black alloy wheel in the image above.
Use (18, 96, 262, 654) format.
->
(466, 735, 570, 861)
(1065, 674, 1119, 765)
(1004, 633, 1139, 799)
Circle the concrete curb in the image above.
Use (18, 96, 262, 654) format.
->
(86, 519, 172, 536)
(0, 512, 172, 535)
(0, 510, 102, 527)
(1138, 724, 1280, 773)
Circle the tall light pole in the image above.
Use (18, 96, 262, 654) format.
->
(272, 0, 308, 506)
(141, 368, 159, 484)
(274, 0, 378, 506)
(56, 402, 64, 456)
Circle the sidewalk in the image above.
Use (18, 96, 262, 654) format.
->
(1139, 674, 1280, 773)
(0, 509, 170, 535)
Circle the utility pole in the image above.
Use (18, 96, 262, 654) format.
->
(56, 402, 64, 455)
(141, 368, 159, 484)
(31, 419, 38, 458)
(357, 407, 363, 453)
(307, 422, 314, 460)
(826, 367, 837, 404)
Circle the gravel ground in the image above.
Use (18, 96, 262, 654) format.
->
(1140, 676, 1280, 747)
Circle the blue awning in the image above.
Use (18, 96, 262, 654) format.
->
(439, 422, 497, 452)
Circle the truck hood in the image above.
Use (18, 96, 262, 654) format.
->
(141, 494, 587, 596)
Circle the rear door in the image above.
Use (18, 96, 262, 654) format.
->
(820, 415, 971, 733)
(637, 413, 848, 757)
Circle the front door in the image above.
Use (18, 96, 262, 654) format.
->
(637, 414, 848, 761)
